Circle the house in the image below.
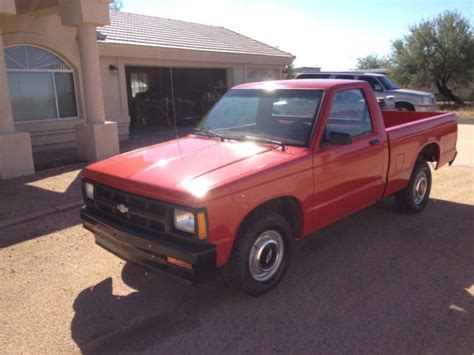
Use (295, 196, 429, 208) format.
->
(0, 0, 294, 179)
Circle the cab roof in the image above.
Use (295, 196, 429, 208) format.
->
(234, 79, 366, 90)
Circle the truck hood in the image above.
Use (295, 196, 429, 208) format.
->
(391, 88, 433, 97)
(84, 135, 303, 204)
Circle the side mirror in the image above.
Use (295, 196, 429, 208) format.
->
(374, 84, 383, 92)
(328, 131, 352, 145)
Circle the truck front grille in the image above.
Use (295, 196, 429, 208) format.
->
(91, 183, 170, 235)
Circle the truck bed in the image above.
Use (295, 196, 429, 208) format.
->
(382, 111, 453, 129)
(382, 110, 457, 196)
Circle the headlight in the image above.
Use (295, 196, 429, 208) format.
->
(424, 96, 433, 105)
(174, 209, 195, 233)
(84, 182, 94, 200)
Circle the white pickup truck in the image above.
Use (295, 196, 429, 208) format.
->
(296, 72, 437, 112)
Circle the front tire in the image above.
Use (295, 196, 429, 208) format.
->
(395, 160, 432, 214)
(222, 211, 293, 296)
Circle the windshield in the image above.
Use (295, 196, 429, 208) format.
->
(197, 89, 324, 146)
(378, 76, 400, 90)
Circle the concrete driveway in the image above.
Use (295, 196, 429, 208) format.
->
(454, 122, 474, 167)
(1, 166, 472, 354)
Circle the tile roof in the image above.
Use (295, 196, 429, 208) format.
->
(97, 10, 293, 58)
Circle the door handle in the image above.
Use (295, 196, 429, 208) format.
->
(369, 139, 381, 146)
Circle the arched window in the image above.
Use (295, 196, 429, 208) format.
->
(5, 45, 78, 122)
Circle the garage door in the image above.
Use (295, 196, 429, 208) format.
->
(126, 66, 227, 134)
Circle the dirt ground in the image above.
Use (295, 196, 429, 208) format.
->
(0, 163, 472, 354)
(0, 122, 472, 354)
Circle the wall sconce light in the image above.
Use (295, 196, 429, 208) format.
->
(109, 64, 118, 74)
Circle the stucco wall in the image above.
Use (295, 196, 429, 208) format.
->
(2, 9, 87, 150)
(99, 55, 129, 140)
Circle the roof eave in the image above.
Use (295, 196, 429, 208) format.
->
(98, 41, 295, 66)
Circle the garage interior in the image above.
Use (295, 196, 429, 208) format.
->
(125, 66, 227, 135)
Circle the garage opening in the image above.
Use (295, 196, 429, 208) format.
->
(125, 66, 227, 136)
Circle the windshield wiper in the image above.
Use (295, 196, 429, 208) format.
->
(241, 135, 287, 151)
(193, 128, 226, 141)
(194, 129, 287, 151)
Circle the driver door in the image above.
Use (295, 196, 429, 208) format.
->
(310, 88, 386, 230)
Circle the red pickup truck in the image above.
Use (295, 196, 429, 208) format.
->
(80, 80, 457, 295)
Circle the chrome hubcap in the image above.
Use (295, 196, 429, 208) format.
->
(413, 171, 428, 205)
(249, 230, 284, 282)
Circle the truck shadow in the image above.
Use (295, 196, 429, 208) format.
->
(71, 198, 474, 354)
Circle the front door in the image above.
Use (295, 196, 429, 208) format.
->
(310, 88, 386, 230)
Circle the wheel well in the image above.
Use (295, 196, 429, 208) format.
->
(418, 143, 440, 164)
(240, 197, 302, 238)
(395, 101, 415, 111)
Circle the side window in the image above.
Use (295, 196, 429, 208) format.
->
(297, 73, 330, 79)
(335, 75, 355, 79)
(324, 89, 373, 141)
(359, 76, 383, 92)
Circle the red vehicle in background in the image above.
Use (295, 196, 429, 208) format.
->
(80, 80, 457, 295)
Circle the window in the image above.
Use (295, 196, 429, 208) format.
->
(5, 45, 78, 122)
(130, 72, 149, 98)
(378, 75, 400, 90)
(324, 89, 373, 140)
(207, 94, 259, 127)
(359, 76, 383, 92)
(335, 75, 355, 79)
(297, 73, 330, 79)
(199, 89, 323, 146)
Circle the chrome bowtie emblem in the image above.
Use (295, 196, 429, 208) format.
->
(116, 204, 129, 214)
(265, 250, 273, 264)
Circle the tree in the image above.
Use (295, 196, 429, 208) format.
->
(283, 63, 296, 79)
(109, 0, 123, 11)
(355, 54, 390, 70)
(390, 11, 474, 105)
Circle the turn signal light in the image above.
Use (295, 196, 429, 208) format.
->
(167, 257, 193, 270)
(197, 212, 207, 240)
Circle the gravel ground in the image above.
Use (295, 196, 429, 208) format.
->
(0, 164, 85, 223)
(0, 165, 472, 354)
(454, 123, 474, 167)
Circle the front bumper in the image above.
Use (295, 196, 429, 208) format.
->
(81, 207, 217, 282)
(414, 103, 437, 112)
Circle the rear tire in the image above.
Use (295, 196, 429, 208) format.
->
(222, 211, 293, 296)
(395, 160, 431, 214)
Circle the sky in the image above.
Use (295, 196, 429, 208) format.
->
(121, 0, 473, 70)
